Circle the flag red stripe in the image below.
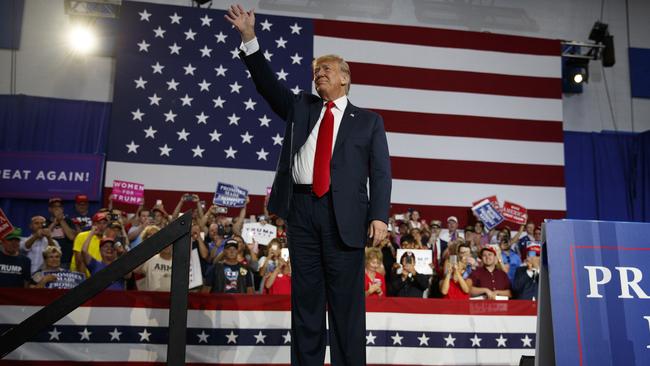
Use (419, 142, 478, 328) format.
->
(390, 157, 565, 187)
(0, 289, 536, 315)
(376, 109, 564, 143)
(349, 62, 561, 99)
(314, 19, 561, 56)
(102, 189, 564, 229)
(389, 203, 564, 228)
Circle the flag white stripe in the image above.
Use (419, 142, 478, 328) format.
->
(315, 36, 561, 78)
(388, 133, 565, 166)
(391, 179, 566, 210)
(104, 162, 566, 210)
(350, 84, 563, 121)
(367, 313, 537, 333)
(104, 161, 275, 194)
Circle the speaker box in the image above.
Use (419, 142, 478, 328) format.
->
(602, 34, 616, 67)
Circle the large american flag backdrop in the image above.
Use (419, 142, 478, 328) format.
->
(104, 1, 564, 224)
(0, 289, 536, 365)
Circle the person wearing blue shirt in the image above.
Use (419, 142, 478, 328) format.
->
(500, 237, 521, 282)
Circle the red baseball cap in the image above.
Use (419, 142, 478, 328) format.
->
(92, 212, 109, 223)
(100, 236, 115, 247)
(526, 242, 541, 254)
(480, 246, 498, 256)
(48, 197, 63, 206)
(75, 194, 89, 204)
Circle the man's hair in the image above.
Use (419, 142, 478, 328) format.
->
(365, 247, 383, 263)
(42, 245, 62, 259)
(400, 234, 415, 245)
(456, 242, 471, 253)
(312, 54, 351, 94)
(140, 225, 161, 241)
(268, 238, 283, 248)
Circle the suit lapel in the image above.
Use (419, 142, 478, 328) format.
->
(332, 103, 358, 157)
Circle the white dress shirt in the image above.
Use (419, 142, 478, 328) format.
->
(241, 38, 348, 184)
(20, 236, 60, 275)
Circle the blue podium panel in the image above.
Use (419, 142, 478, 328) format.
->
(545, 220, 650, 366)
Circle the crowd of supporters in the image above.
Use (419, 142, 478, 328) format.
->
(0, 194, 541, 300)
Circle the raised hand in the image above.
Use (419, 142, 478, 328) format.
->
(224, 4, 256, 43)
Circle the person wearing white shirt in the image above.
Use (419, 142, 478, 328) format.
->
(21, 216, 60, 274)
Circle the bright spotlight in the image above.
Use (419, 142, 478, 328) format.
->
(573, 73, 584, 84)
(68, 25, 97, 54)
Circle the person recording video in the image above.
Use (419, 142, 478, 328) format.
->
(389, 251, 428, 297)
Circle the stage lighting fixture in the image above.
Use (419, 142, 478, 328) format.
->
(562, 56, 589, 93)
(68, 24, 98, 54)
(573, 72, 584, 84)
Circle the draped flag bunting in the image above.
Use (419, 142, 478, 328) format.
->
(0, 289, 536, 365)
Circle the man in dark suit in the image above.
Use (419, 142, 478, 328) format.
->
(226, 5, 391, 365)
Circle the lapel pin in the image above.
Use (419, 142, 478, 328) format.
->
(350, 113, 355, 117)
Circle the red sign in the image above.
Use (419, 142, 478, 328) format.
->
(472, 195, 501, 211)
(0, 208, 14, 239)
(501, 201, 528, 225)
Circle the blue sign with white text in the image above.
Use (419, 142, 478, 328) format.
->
(213, 182, 248, 208)
(471, 199, 504, 230)
(545, 220, 650, 366)
(0, 152, 104, 200)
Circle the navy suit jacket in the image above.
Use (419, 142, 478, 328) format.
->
(242, 50, 392, 248)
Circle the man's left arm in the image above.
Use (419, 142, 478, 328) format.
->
(59, 217, 78, 241)
(368, 114, 392, 245)
(495, 272, 513, 298)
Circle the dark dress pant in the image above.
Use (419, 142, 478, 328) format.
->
(287, 190, 366, 366)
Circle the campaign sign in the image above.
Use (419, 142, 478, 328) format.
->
(111, 180, 144, 205)
(472, 195, 501, 211)
(43, 270, 85, 289)
(396, 249, 433, 275)
(471, 199, 504, 230)
(242, 222, 277, 245)
(213, 182, 248, 208)
(540, 220, 650, 366)
(0, 152, 104, 200)
(0, 209, 14, 239)
(501, 201, 528, 225)
(188, 248, 203, 289)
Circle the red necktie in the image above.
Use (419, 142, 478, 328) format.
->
(312, 101, 335, 197)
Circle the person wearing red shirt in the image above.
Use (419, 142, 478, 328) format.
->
(265, 257, 291, 295)
(440, 247, 472, 299)
(364, 248, 386, 297)
(469, 247, 512, 299)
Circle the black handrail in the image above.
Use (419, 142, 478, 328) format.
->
(0, 211, 192, 366)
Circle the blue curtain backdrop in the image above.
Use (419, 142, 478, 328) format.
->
(1, 94, 649, 231)
(564, 130, 649, 222)
(0, 94, 111, 231)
